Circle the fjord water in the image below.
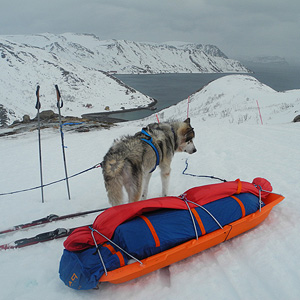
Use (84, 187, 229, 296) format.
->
(114, 63, 300, 121)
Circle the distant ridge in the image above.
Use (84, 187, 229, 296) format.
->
(2, 33, 250, 74)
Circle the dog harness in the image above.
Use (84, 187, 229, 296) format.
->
(141, 129, 160, 173)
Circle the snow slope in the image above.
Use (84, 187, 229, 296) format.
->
(152, 75, 300, 125)
(0, 36, 154, 125)
(0, 76, 300, 300)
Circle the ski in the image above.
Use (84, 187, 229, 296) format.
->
(0, 207, 109, 235)
(0, 226, 87, 250)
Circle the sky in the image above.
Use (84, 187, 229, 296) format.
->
(1, 0, 300, 63)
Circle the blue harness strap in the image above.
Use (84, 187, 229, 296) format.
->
(141, 129, 160, 173)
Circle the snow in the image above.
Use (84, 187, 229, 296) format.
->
(1, 75, 300, 299)
(0, 36, 154, 125)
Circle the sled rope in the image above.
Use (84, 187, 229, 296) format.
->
(253, 184, 263, 212)
(182, 159, 227, 182)
(183, 198, 223, 229)
(90, 228, 108, 276)
(89, 227, 143, 267)
(191, 209, 206, 236)
(180, 195, 199, 240)
(252, 183, 279, 212)
(0, 163, 102, 197)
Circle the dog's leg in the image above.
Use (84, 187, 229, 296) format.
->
(141, 172, 152, 200)
(124, 173, 143, 203)
(160, 163, 171, 197)
(125, 183, 142, 203)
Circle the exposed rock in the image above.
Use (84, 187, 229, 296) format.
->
(293, 115, 300, 122)
(22, 114, 31, 123)
(0, 112, 115, 137)
(37, 110, 58, 120)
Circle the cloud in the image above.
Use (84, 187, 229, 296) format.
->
(0, 0, 299, 61)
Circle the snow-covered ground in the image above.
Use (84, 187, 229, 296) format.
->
(0, 75, 300, 300)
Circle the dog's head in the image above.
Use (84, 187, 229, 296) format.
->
(177, 118, 197, 154)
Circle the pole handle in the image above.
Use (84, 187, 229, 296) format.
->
(55, 85, 63, 108)
(35, 85, 41, 110)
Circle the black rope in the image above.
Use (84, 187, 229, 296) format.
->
(182, 159, 227, 182)
(0, 163, 102, 197)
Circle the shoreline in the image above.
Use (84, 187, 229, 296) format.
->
(81, 98, 158, 123)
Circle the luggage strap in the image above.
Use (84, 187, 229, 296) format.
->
(191, 209, 206, 235)
(139, 215, 161, 247)
(231, 195, 246, 217)
(102, 243, 125, 267)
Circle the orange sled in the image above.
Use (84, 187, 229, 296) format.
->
(99, 192, 284, 284)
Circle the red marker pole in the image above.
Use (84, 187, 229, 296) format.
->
(256, 100, 263, 125)
(187, 96, 190, 119)
(156, 114, 160, 123)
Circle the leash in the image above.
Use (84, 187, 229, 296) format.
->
(0, 163, 102, 197)
(182, 158, 227, 182)
(140, 129, 160, 173)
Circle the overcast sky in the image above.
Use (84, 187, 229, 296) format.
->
(1, 0, 299, 63)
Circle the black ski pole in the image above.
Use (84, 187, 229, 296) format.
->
(55, 84, 71, 200)
(35, 85, 44, 203)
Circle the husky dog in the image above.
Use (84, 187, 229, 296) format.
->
(102, 118, 196, 206)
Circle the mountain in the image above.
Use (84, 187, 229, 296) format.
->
(0, 34, 155, 126)
(0, 33, 250, 125)
(1, 33, 250, 74)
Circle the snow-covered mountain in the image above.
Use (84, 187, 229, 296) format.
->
(1, 33, 249, 74)
(0, 33, 250, 125)
(0, 35, 155, 126)
(150, 75, 300, 125)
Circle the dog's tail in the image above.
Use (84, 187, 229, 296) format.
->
(104, 177, 124, 206)
(102, 157, 125, 178)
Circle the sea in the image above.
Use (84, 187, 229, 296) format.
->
(113, 63, 300, 121)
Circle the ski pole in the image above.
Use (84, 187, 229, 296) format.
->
(35, 85, 44, 203)
(55, 85, 71, 200)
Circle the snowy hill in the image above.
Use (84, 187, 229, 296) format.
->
(152, 75, 300, 125)
(2, 33, 249, 74)
(0, 33, 249, 125)
(0, 35, 155, 125)
(0, 76, 300, 299)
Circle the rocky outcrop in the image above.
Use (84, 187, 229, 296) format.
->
(293, 115, 300, 122)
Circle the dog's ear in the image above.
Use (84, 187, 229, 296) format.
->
(184, 118, 191, 125)
(184, 127, 195, 141)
